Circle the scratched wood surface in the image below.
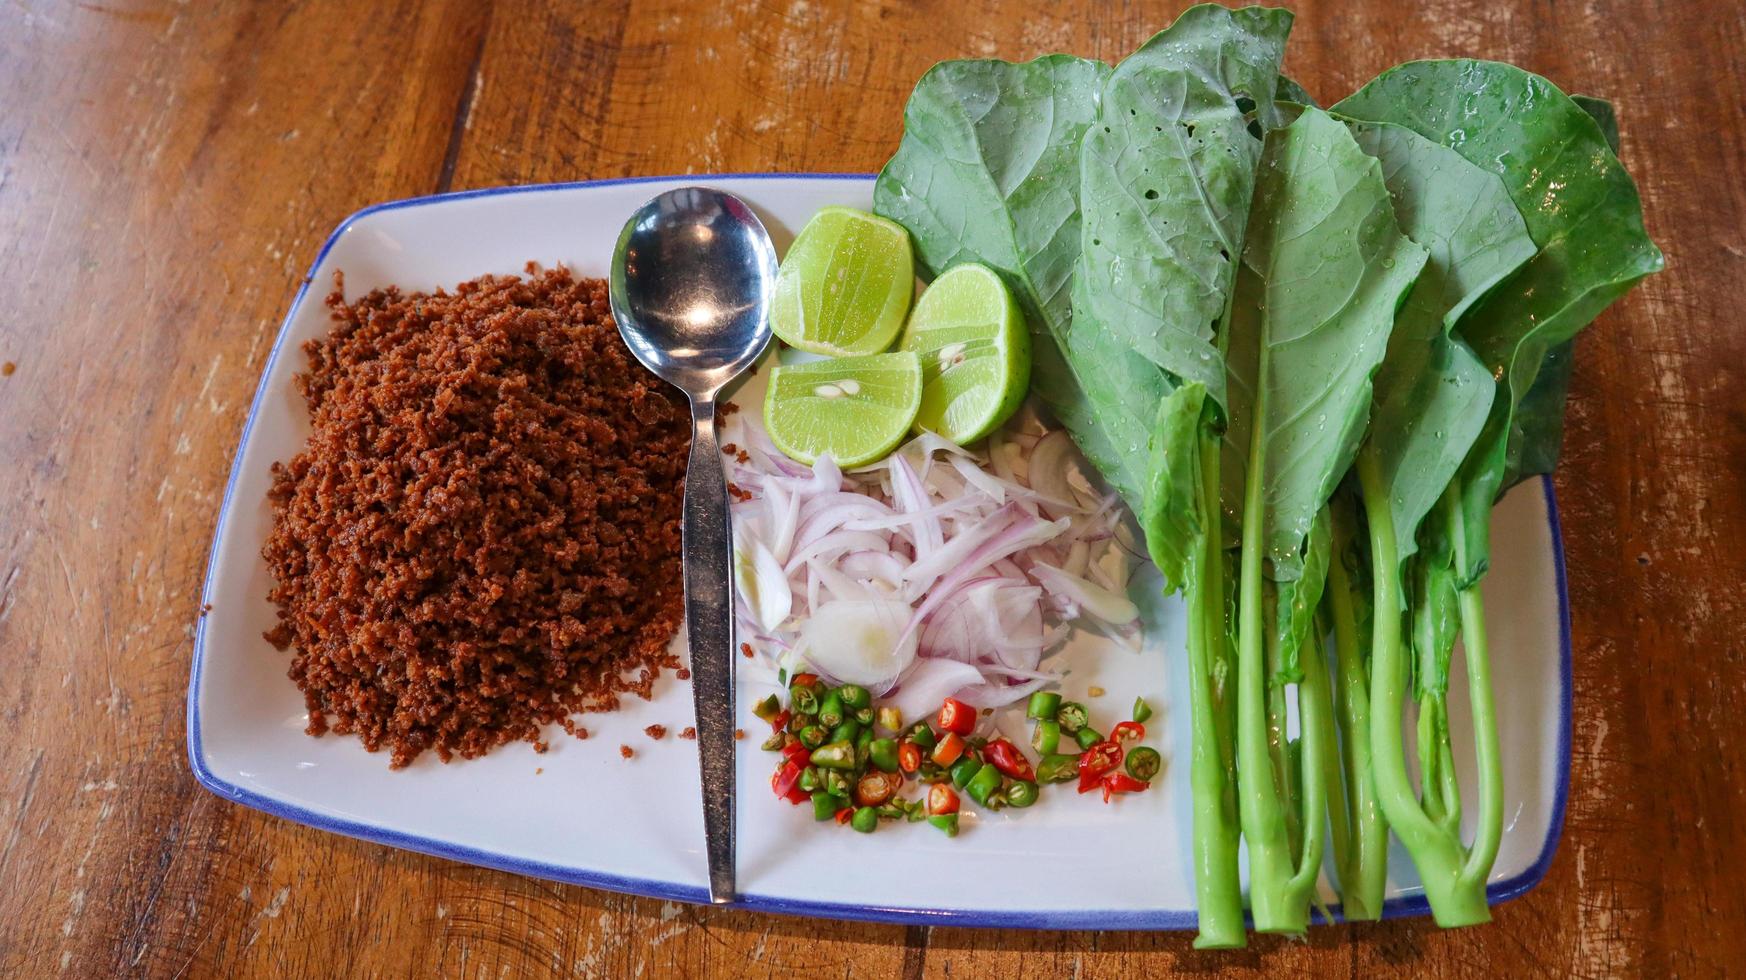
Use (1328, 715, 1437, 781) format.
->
(0, 0, 1739, 976)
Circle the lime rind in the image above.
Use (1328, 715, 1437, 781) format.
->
(763, 351, 924, 467)
(771, 206, 914, 357)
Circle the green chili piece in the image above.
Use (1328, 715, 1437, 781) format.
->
(837, 684, 872, 710)
(752, 693, 782, 722)
(950, 756, 981, 788)
(1035, 753, 1080, 784)
(791, 684, 820, 715)
(851, 806, 879, 833)
(854, 707, 874, 726)
(876, 803, 905, 820)
(1006, 780, 1040, 808)
(906, 723, 937, 750)
(824, 769, 851, 797)
(1031, 719, 1061, 754)
(810, 790, 838, 821)
(817, 690, 845, 728)
(830, 719, 861, 745)
(928, 813, 959, 837)
(761, 731, 787, 752)
(876, 706, 903, 732)
(869, 738, 901, 773)
(1131, 696, 1154, 724)
(1126, 746, 1162, 782)
(965, 763, 1002, 807)
(798, 767, 821, 793)
(810, 740, 856, 770)
(797, 725, 827, 749)
(1055, 701, 1089, 733)
(1075, 726, 1104, 751)
(787, 712, 810, 734)
(855, 728, 875, 771)
(1026, 691, 1062, 721)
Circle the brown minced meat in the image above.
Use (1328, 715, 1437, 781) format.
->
(263, 265, 689, 767)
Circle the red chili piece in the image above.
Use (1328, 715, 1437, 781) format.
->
(1101, 771, 1149, 803)
(1076, 740, 1124, 794)
(937, 697, 976, 736)
(772, 761, 807, 804)
(770, 708, 792, 733)
(1110, 721, 1146, 745)
(982, 738, 1035, 781)
(781, 740, 810, 766)
(927, 783, 961, 815)
(791, 673, 820, 688)
(898, 742, 923, 773)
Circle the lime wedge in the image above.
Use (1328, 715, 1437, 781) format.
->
(763, 352, 923, 467)
(771, 206, 914, 357)
(899, 263, 1031, 443)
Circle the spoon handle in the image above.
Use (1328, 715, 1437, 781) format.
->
(682, 396, 736, 903)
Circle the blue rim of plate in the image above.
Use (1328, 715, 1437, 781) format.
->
(188, 172, 1573, 930)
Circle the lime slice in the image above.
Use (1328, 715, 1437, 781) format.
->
(899, 263, 1031, 443)
(763, 352, 923, 467)
(771, 206, 914, 357)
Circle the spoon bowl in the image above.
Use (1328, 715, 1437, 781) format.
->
(609, 187, 778, 905)
(611, 187, 777, 397)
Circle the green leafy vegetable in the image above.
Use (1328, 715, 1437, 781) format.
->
(1225, 106, 1426, 934)
(1072, 4, 1295, 947)
(1335, 60, 1664, 581)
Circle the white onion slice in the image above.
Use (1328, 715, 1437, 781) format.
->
(791, 598, 918, 692)
(1030, 562, 1140, 626)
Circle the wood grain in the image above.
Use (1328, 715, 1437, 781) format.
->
(0, 0, 1740, 976)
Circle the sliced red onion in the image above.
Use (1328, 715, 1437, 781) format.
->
(1030, 562, 1141, 627)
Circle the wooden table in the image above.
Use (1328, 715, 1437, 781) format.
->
(0, 0, 1737, 975)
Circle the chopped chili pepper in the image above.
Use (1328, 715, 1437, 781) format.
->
(928, 813, 959, 837)
(797, 725, 827, 749)
(1031, 719, 1061, 754)
(982, 739, 1035, 781)
(1132, 697, 1154, 724)
(1036, 753, 1080, 784)
(906, 723, 937, 751)
(769, 708, 792, 734)
(937, 697, 976, 736)
(876, 706, 903, 732)
(1005, 780, 1040, 808)
(811, 790, 838, 821)
(964, 763, 1003, 808)
(817, 690, 845, 728)
(1055, 701, 1089, 732)
(855, 727, 875, 770)
(1126, 746, 1162, 781)
(760, 731, 786, 752)
(949, 755, 981, 788)
(854, 770, 902, 807)
(781, 740, 811, 766)
(1101, 771, 1149, 802)
(1076, 740, 1123, 794)
(838, 685, 871, 710)
(834, 807, 854, 825)
(772, 761, 807, 803)
(791, 673, 819, 688)
(798, 767, 821, 793)
(869, 737, 901, 773)
(932, 732, 967, 767)
(927, 783, 960, 815)
(898, 742, 922, 773)
(810, 740, 856, 770)
(1075, 726, 1105, 751)
(1110, 721, 1146, 745)
(1026, 691, 1062, 721)
(851, 807, 878, 833)
(752, 694, 781, 722)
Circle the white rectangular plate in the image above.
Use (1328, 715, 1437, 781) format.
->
(190, 174, 1570, 929)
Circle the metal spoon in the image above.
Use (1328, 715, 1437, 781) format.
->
(609, 187, 777, 904)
